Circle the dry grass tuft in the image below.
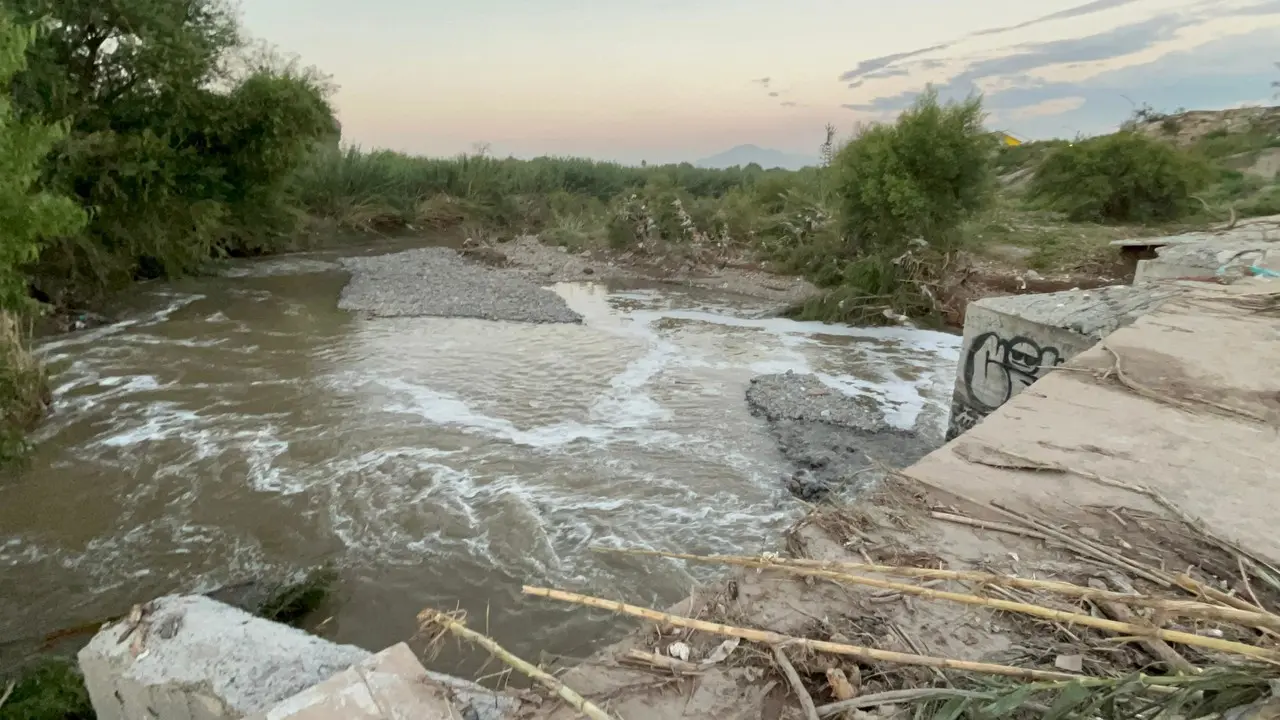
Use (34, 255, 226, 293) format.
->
(0, 311, 50, 466)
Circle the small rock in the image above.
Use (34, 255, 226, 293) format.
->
(582, 267, 594, 275)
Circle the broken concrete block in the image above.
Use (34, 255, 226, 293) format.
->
(248, 643, 519, 720)
(1135, 238, 1280, 283)
(248, 644, 453, 720)
(78, 595, 370, 720)
(946, 285, 1179, 439)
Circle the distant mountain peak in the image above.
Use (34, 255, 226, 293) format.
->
(696, 145, 817, 171)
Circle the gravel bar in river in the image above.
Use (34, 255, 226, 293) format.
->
(338, 247, 582, 323)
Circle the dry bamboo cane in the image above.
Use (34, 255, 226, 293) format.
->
(679, 559, 1277, 661)
(522, 586, 1080, 681)
(418, 610, 620, 720)
(594, 547, 1280, 631)
(988, 501, 1173, 587)
(920, 473, 1280, 639)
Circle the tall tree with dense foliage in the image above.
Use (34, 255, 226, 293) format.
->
(0, 10, 86, 464)
(0, 12, 84, 310)
(6, 0, 338, 304)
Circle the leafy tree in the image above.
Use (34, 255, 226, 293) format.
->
(6, 0, 337, 303)
(0, 10, 85, 465)
(833, 88, 994, 254)
(0, 10, 85, 311)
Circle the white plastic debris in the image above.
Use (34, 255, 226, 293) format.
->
(700, 638, 740, 667)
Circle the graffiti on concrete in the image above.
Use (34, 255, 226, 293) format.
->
(961, 332, 1063, 413)
(945, 402, 983, 441)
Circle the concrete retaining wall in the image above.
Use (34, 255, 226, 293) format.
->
(946, 284, 1179, 439)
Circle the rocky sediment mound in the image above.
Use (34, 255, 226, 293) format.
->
(746, 371, 937, 500)
(338, 247, 582, 323)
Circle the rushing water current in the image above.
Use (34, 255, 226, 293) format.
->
(0, 252, 960, 667)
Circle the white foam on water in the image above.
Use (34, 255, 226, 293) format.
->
(94, 402, 205, 448)
(37, 292, 204, 359)
(587, 327, 676, 428)
(374, 376, 618, 449)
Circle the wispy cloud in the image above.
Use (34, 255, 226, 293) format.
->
(837, 0, 1280, 137)
(1005, 96, 1088, 119)
(971, 0, 1143, 37)
(838, 44, 949, 84)
(1226, 0, 1280, 14)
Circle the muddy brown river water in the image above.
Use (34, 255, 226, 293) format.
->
(0, 250, 960, 671)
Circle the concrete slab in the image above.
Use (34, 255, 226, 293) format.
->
(246, 644, 518, 720)
(1135, 238, 1280, 283)
(1110, 214, 1280, 248)
(946, 284, 1182, 438)
(78, 595, 370, 720)
(918, 280, 1280, 562)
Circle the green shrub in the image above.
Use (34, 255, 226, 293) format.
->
(800, 89, 992, 324)
(0, 659, 94, 720)
(1027, 131, 1211, 222)
(1235, 185, 1280, 218)
(833, 88, 994, 254)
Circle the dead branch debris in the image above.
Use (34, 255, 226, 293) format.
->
(537, 472, 1280, 719)
(588, 549, 1279, 662)
(417, 609, 620, 720)
(773, 645, 821, 720)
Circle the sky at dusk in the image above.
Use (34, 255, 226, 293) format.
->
(238, 0, 1280, 164)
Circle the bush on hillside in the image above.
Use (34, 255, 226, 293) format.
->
(833, 88, 994, 255)
(992, 139, 1070, 174)
(1027, 131, 1211, 223)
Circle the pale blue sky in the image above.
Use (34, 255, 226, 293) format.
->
(238, 0, 1280, 163)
